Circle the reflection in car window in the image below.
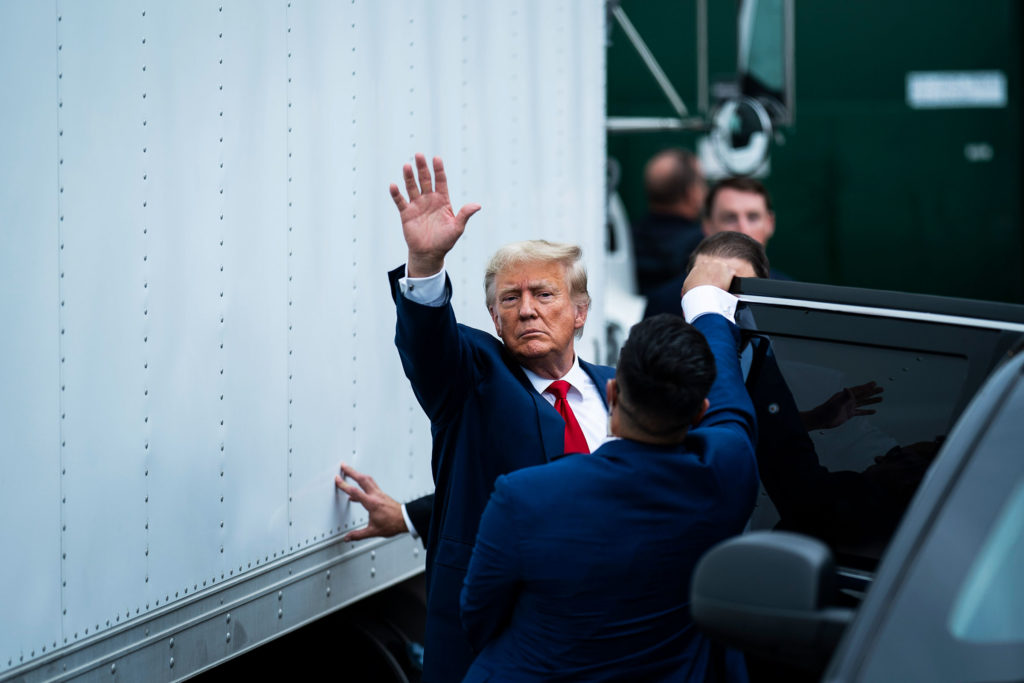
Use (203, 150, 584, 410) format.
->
(745, 333, 968, 568)
(949, 479, 1024, 643)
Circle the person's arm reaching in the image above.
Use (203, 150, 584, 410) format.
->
(678, 258, 760, 525)
(680, 257, 756, 442)
(335, 462, 418, 542)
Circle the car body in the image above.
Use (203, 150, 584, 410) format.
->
(691, 277, 1024, 682)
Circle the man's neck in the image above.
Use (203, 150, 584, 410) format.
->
(650, 200, 700, 222)
(614, 420, 688, 446)
(520, 349, 577, 380)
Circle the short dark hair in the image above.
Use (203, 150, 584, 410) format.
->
(616, 314, 716, 436)
(686, 231, 770, 279)
(645, 148, 701, 207)
(704, 176, 773, 218)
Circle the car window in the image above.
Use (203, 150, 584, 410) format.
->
(949, 479, 1024, 643)
(734, 279, 1024, 572)
(745, 331, 968, 567)
(829, 353, 1024, 682)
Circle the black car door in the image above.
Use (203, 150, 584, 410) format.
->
(733, 277, 1024, 576)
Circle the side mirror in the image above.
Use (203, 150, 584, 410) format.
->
(691, 531, 854, 669)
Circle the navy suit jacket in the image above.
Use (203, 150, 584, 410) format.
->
(390, 267, 616, 683)
(460, 314, 758, 682)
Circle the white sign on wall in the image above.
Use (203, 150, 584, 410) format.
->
(906, 70, 1007, 109)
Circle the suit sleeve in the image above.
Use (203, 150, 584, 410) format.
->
(460, 476, 521, 652)
(389, 266, 474, 426)
(405, 493, 433, 544)
(693, 314, 757, 444)
(690, 313, 760, 522)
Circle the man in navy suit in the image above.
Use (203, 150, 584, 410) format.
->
(460, 258, 759, 681)
(377, 153, 616, 682)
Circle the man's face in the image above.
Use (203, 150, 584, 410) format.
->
(704, 188, 775, 245)
(489, 261, 585, 372)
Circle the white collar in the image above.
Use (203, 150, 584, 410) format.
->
(521, 355, 588, 399)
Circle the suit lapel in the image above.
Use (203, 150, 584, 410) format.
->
(502, 349, 566, 463)
(503, 352, 613, 464)
(580, 359, 613, 409)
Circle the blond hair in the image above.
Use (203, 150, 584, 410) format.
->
(484, 240, 590, 336)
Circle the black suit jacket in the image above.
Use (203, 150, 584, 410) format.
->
(406, 493, 432, 542)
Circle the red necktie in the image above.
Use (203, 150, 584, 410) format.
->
(545, 380, 590, 455)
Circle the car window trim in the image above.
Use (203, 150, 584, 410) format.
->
(738, 294, 1024, 333)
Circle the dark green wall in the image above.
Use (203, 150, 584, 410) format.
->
(608, 1, 1023, 303)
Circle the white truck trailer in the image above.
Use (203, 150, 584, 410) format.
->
(0, 2, 607, 679)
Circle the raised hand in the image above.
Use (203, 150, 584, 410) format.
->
(682, 255, 738, 295)
(390, 153, 481, 277)
(801, 380, 885, 431)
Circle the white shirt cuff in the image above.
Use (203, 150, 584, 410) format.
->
(682, 285, 738, 324)
(398, 266, 447, 307)
(401, 503, 418, 540)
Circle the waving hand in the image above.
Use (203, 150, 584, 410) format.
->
(390, 154, 481, 277)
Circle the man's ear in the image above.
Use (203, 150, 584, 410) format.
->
(574, 302, 588, 331)
(489, 306, 502, 336)
(606, 378, 620, 437)
(702, 219, 713, 237)
(690, 397, 710, 427)
(765, 212, 776, 241)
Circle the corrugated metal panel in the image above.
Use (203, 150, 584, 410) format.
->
(0, 0, 607, 678)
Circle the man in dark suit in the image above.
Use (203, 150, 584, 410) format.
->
(364, 153, 616, 682)
(632, 148, 707, 296)
(459, 258, 759, 681)
(644, 176, 789, 318)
